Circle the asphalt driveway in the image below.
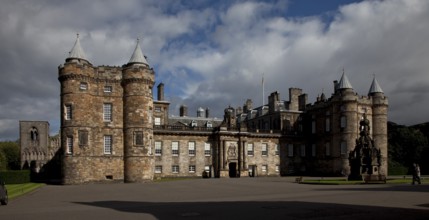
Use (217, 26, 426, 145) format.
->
(1, 177, 428, 219)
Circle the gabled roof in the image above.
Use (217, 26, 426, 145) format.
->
(68, 34, 87, 60)
(128, 39, 149, 66)
(368, 76, 384, 95)
(338, 72, 353, 90)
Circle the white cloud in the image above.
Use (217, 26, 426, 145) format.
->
(0, 0, 429, 140)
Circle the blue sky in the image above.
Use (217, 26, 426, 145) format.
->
(1, 0, 429, 140)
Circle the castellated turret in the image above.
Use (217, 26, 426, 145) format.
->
(122, 39, 155, 183)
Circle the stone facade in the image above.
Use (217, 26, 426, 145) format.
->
(55, 36, 388, 184)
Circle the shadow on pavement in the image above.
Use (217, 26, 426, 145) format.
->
(75, 200, 429, 220)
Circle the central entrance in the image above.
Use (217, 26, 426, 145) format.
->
(229, 162, 237, 177)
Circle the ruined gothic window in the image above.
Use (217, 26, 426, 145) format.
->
(188, 142, 195, 156)
(30, 127, 39, 141)
(172, 141, 179, 156)
(134, 131, 143, 146)
(261, 143, 268, 156)
(155, 165, 162, 173)
(325, 118, 330, 132)
(311, 120, 316, 134)
(247, 143, 254, 156)
(103, 103, 112, 121)
(104, 135, 112, 154)
(204, 143, 211, 156)
(66, 137, 73, 154)
(78, 130, 88, 146)
(65, 104, 72, 120)
(172, 165, 179, 173)
(154, 141, 162, 155)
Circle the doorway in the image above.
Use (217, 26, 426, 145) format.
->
(228, 162, 237, 177)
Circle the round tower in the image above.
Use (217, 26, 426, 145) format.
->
(335, 72, 359, 175)
(58, 34, 95, 184)
(368, 77, 388, 175)
(122, 39, 155, 182)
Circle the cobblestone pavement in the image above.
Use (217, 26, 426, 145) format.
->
(1, 177, 428, 220)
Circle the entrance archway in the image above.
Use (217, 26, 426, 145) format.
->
(229, 162, 237, 177)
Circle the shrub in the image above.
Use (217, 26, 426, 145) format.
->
(0, 170, 31, 184)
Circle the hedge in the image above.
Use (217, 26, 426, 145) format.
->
(0, 170, 31, 184)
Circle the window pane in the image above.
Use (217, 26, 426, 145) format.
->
(78, 130, 88, 146)
(155, 141, 162, 155)
(247, 143, 254, 156)
(66, 137, 73, 154)
(172, 141, 179, 156)
(188, 142, 195, 156)
(134, 131, 143, 145)
(104, 135, 112, 154)
(204, 143, 211, 156)
(155, 165, 162, 173)
(65, 105, 72, 120)
(288, 144, 294, 157)
(104, 86, 112, 93)
(103, 104, 112, 121)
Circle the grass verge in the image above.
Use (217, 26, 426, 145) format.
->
(301, 177, 428, 185)
(6, 183, 45, 200)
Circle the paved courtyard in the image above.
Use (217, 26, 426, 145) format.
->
(1, 177, 428, 219)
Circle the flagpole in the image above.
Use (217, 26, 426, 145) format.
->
(262, 73, 265, 106)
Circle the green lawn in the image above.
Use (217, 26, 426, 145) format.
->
(5, 183, 45, 200)
(301, 177, 428, 185)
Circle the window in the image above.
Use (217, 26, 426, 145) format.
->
(247, 143, 254, 156)
(134, 131, 143, 146)
(103, 103, 112, 121)
(275, 144, 279, 155)
(288, 144, 294, 157)
(341, 141, 347, 155)
(172, 141, 179, 156)
(65, 104, 72, 120)
(189, 165, 196, 173)
(261, 143, 268, 156)
(262, 165, 267, 172)
(206, 121, 212, 128)
(155, 106, 161, 112)
(204, 143, 211, 156)
(325, 142, 331, 156)
(311, 120, 316, 134)
(340, 116, 347, 129)
(188, 142, 195, 156)
(191, 120, 197, 127)
(172, 165, 179, 173)
(325, 118, 330, 132)
(300, 144, 306, 157)
(275, 165, 279, 172)
(312, 144, 316, 157)
(155, 141, 162, 156)
(80, 82, 88, 90)
(104, 86, 112, 93)
(154, 117, 161, 126)
(78, 130, 88, 146)
(66, 137, 73, 154)
(104, 135, 112, 154)
(155, 165, 162, 174)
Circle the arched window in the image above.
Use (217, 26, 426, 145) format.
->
(30, 127, 38, 141)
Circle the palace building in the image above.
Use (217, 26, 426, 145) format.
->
(51, 35, 388, 184)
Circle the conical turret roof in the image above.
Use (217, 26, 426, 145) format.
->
(338, 72, 353, 90)
(368, 76, 384, 95)
(68, 34, 87, 60)
(128, 39, 149, 66)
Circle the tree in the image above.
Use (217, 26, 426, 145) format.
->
(0, 141, 20, 170)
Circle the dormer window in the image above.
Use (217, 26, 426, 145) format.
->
(191, 120, 197, 127)
(206, 121, 212, 128)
